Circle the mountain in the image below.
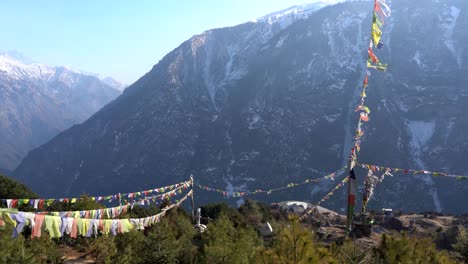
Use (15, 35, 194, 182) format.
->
(101, 76, 127, 91)
(14, 0, 468, 213)
(0, 53, 121, 170)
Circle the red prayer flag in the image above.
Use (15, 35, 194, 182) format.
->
(363, 74, 369, 88)
(368, 47, 379, 63)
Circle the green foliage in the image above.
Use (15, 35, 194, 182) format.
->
(92, 236, 117, 264)
(45, 194, 105, 212)
(112, 230, 145, 264)
(171, 211, 198, 263)
(0, 225, 63, 264)
(124, 204, 160, 218)
(453, 226, 468, 263)
(0, 175, 37, 200)
(332, 239, 371, 264)
(201, 214, 261, 264)
(0, 226, 38, 264)
(140, 219, 179, 263)
(111, 209, 197, 264)
(0, 175, 37, 212)
(201, 203, 244, 226)
(238, 199, 273, 225)
(26, 235, 64, 263)
(373, 233, 455, 264)
(260, 215, 335, 264)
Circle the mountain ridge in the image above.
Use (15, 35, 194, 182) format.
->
(0, 53, 121, 170)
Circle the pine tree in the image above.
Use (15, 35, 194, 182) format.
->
(26, 234, 63, 263)
(93, 236, 117, 264)
(202, 214, 261, 264)
(267, 215, 335, 264)
(332, 239, 370, 264)
(0, 226, 37, 264)
(238, 199, 272, 225)
(140, 219, 178, 263)
(172, 212, 197, 264)
(112, 230, 145, 264)
(373, 233, 455, 264)
(452, 226, 468, 263)
(0, 175, 37, 200)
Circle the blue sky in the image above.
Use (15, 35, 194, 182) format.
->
(0, 0, 336, 84)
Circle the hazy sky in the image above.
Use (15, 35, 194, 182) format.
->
(0, 0, 340, 84)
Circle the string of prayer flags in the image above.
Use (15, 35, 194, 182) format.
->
(316, 176, 349, 207)
(349, 0, 390, 170)
(374, 0, 391, 23)
(12, 183, 192, 221)
(345, 0, 390, 231)
(1, 179, 192, 209)
(372, 0, 390, 44)
(121, 181, 191, 206)
(298, 175, 349, 221)
(197, 167, 347, 198)
(362, 167, 392, 213)
(369, 0, 389, 68)
(0, 189, 192, 239)
(358, 163, 468, 180)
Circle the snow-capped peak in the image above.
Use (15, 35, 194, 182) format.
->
(0, 52, 124, 89)
(0, 53, 55, 81)
(252, 0, 348, 25)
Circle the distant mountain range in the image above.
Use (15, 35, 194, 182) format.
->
(0, 52, 121, 171)
(13, 0, 468, 214)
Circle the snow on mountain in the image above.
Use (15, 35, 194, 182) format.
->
(0, 53, 55, 81)
(442, 5, 461, 67)
(101, 76, 127, 91)
(0, 51, 127, 91)
(252, 0, 370, 28)
(0, 53, 121, 170)
(254, 1, 345, 24)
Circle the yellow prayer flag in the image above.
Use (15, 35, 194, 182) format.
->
(372, 23, 382, 46)
(362, 106, 370, 114)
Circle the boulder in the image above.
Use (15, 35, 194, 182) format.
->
(381, 217, 406, 232)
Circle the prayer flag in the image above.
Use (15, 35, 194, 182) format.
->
(360, 112, 370, 122)
(371, 18, 382, 46)
(377, 41, 384, 49)
(363, 74, 369, 88)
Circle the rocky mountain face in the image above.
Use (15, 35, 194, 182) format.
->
(13, 0, 468, 213)
(0, 53, 120, 171)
